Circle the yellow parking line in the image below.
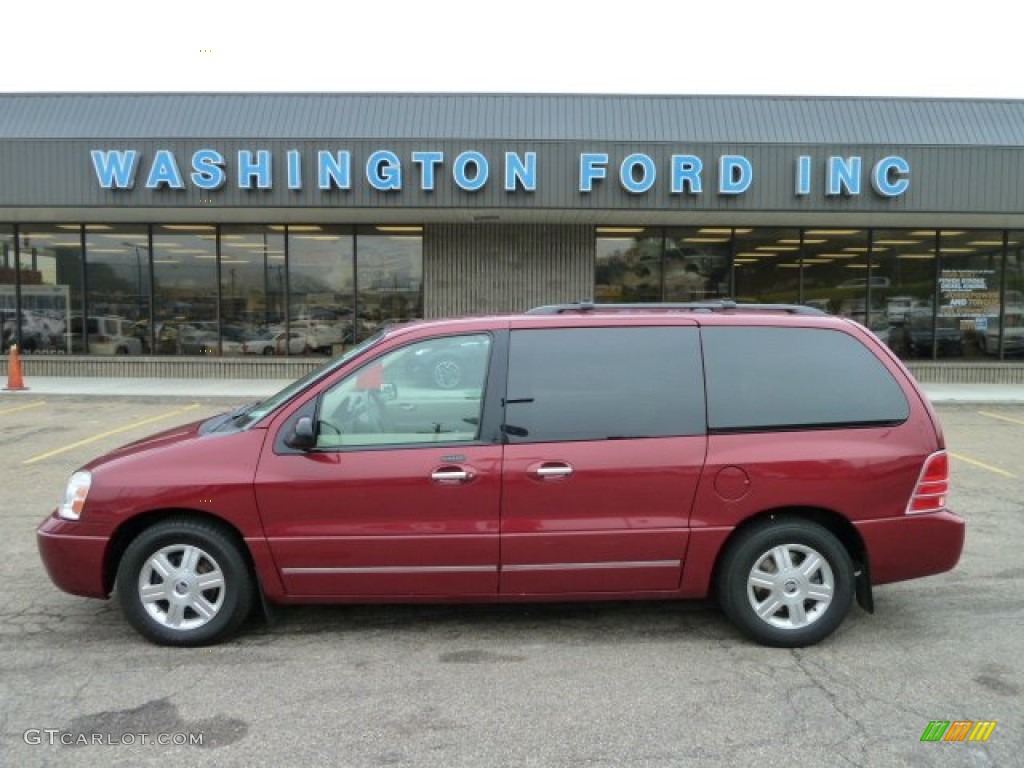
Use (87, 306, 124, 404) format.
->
(979, 410, 1024, 427)
(0, 400, 46, 417)
(23, 404, 201, 465)
(948, 451, 1017, 479)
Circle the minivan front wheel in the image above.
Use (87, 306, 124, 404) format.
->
(116, 518, 254, 646)
(718, 519, 854, 647)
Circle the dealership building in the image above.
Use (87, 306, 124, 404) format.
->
(1, 92, 1023, 380)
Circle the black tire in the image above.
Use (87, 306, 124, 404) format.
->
(717, 518, 854, 648)
(262, 346, 274, 356)
(116, 518, 254, 646)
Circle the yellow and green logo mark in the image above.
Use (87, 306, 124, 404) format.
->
(921, 721, 997, 742)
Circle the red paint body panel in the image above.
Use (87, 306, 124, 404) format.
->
(856, 510, 965, 584)
(254, 446, 502, 596)
(501, 437, 703, 592)
(37, 517, 108, 598)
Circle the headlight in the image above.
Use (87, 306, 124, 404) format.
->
(59, 471, 92, 521)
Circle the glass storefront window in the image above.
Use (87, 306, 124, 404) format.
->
(84, 225, 151, 354)
(596, 228, 662, 302)
(664, 228, 731, 301)
(16, 225, 83, 354)
(1, 226, 15, 352)
(152, 225, 217, 355)
(733, 228, 801, 304)
(936, 230, 1004, 360)
(288, 225, 355, 355)
(999, 234, 1024, 359)
(357, 226, 423, 340)
(220, 226, 287, 356)
(799, 229, 870, 320)
(872, 230, 938, 360)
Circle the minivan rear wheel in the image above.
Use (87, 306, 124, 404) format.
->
(717, 519, 854, 647)
(116, 518, 253, 646)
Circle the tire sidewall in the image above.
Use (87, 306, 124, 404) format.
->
(718, 520, 854, 648)
(116, 519, 253, 646)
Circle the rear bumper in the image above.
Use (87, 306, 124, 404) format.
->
(856, 510, 965, 585)
(37, 515, 109, 598)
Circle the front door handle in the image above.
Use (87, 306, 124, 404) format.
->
(534, 463, 573, 479)
(431, 467, 473, 484)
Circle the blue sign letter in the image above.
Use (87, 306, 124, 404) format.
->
(505, 152, 537, 192)
(238, 150, 272, 189)
(191, 149, 226, 190)
(719, 155, 752, 195)
(367, 150, 402, 191)
(318, 151, 351, 190)
(454, 151, 489, 192)
(827, 156, 862, 196)
(412, 151, 444, 191)
(670, 155, 702, 194)
(146, 150, 185, 190)
(91, 150, 139, 189)
(579, 153, 608, 193)
(619, 154, 656, 194)
(287, 150, 302, 190)
(795, 155, 812, 196)
(871, 156, 910, 197)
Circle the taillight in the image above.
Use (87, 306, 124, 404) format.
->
(907, 451, 949, 514)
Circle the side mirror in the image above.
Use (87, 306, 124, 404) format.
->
(380, 382, 398, 401)
(286, 416, 317, 451)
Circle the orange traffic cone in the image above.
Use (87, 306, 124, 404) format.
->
(4, 344, 28, 391)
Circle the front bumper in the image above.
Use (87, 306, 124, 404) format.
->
(855, 509, 965, 586)
(36, 514, 109, 598)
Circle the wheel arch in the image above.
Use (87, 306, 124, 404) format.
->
(103, 508, 258, 598)
(709, 506, 873, 613)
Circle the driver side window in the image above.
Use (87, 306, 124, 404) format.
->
(315, 333, 492, 448)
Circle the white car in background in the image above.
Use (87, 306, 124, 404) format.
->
(87, 316, 143, 355)
(241, 330, 307, 356)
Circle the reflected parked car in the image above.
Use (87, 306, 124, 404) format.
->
(241, 331, 307, 356)
(983, 308, 1024, 356)
(904, 311, 964, 357)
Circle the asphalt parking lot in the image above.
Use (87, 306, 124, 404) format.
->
(1, 395, 1021, 767)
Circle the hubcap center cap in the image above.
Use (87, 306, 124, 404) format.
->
(174, 579, 191, 595)
(783, 578, 800, 595)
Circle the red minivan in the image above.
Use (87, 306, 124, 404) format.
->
(37, 303, 965, 647)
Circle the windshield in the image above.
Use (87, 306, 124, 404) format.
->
(228, 331, 388, 429)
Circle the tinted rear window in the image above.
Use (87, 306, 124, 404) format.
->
(703, 326, 909, 431)
(505, 327, 705, 442)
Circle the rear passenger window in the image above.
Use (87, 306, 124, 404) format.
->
(505, 327, 705, 443)
(702, 327, 909, 431)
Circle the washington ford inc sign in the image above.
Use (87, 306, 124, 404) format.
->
(90, 149, 911, 198)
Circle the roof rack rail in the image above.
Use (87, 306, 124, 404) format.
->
(526, 301, 827, 316)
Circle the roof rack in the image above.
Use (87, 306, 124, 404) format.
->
(525, 301, 827, 316)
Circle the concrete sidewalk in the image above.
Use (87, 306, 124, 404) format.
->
(3, 376, 1024, 404)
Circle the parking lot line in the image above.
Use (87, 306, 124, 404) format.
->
(979, 410, 1024, 427)
(23, 404, 201, 465)
(0, 400, 46, 417)
(948, 451, 1017, 479)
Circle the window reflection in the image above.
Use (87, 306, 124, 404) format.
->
(733, 228, 801, 304)
(595, 229, 661, 302)
(220, 226, 286, 356)
(84, 225, 151, 354)
(664, 229, 730, 301)
(288, 225, 354, 355)
(152, 225, 217, 356)
(0, 226, 16, 352)
(356, 226, 423, 340)
(15, 225, 82, 354)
